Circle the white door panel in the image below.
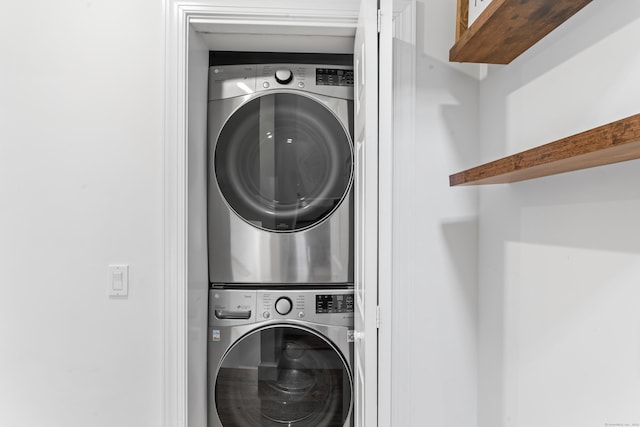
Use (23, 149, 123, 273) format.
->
(353, 0, 379, 426)
(377, 1, 416, 426)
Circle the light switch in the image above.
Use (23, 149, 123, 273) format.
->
(108, 264, 129, 297)
(113, 271, 124, 290)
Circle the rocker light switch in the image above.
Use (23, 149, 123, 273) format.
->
(108, 264, 129, 297)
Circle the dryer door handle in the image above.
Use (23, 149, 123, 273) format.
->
(215, 310, 252, 320)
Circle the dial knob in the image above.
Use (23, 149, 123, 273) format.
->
(275, 297, 293, 315)
(274, 69, 293, 84)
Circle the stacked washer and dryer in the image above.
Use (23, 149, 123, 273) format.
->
(206, 59, 355, 427)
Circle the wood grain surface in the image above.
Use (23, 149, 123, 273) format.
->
(450, 114, 640, 186)
(456, 0, 469, 42)
(450, 0, 593, 64)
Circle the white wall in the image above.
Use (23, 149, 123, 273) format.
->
(10, 1, 637, 427)
(0, 1, 164, 426)
(468, 0, 492, 27)
(477, 1, 640, 426)
(390, 1, 479, 425)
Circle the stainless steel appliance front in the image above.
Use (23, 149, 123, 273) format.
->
(208, 287, 354, 427)
(208, 64, 354, 285)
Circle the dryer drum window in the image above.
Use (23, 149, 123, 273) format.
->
(214, 93, 353, 232)
(214, 326, 352, 427)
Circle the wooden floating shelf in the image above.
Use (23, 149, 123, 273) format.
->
(450, 0, 593, 64)
(449, 114, 640, 186)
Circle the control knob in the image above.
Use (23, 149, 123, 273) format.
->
(275, 69, 293, 84)
(275, 297, 293, 315)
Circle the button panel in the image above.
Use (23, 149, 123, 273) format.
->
(316, 68, 354, 86)
(209, 289, 353, 326)
(244, 64, 353, 100)
(316, 293, 355, 314)
(252, 289, 354, 326)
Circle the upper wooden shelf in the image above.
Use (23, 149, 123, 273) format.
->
(450, 0, 593, 64)
(450, 114, 640, 186)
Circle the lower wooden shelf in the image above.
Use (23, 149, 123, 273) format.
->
(449, 113, 640, 186)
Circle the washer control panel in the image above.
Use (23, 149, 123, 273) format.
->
(316, 293, 354, 314)
(257, 289, 353, 326)
(209, 288, 354, 327)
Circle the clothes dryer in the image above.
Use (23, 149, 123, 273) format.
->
(208, 64, 354, 285)
(208, 287, 354, 427)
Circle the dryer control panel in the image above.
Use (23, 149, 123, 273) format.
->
(315, 68, 354, 87)
(208, 64, 354, 101)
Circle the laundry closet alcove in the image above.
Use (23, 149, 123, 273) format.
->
(162, 1, 388, 426)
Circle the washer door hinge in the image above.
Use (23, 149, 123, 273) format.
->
(377, 9, 382, 33)
(376, 305, 381, 328)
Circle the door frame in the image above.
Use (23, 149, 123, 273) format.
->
(162, 1, 390, 425)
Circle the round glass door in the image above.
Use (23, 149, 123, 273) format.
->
(214, 93, 353, 231)
(214, 326, 352, 427)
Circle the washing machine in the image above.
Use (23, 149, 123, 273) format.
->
(208, 287, 354, 427)
(207, 63, 354, 285)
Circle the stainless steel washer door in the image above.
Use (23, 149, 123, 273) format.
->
(214, 325, 352, 427)
(214, 92, 353, 232)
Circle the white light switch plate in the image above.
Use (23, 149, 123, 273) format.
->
(108, 264, 129, 297)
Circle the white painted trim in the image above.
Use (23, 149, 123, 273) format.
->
(378, 0, 394, 423)
(377, 3, 417, 426)
(163, 2, 359, 426)
(163, 2, 189, 426)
